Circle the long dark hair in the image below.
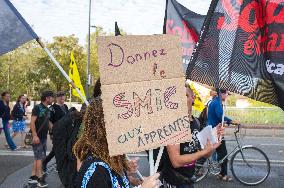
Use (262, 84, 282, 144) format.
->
(73, 99, 129, 176)
(17, 95, 25, 103)
(93, 78, 101, 98)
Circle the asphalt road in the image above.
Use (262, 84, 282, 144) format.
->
(0, 155, 33, 185)
(0, 134, 283, 188)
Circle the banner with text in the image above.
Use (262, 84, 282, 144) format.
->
(98, 35, 191, 156)
(187, 0, 284, 109)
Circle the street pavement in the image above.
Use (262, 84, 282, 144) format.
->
(0, 129, 283, 188)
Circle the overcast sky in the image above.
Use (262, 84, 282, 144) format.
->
(10, 0, 211, 45)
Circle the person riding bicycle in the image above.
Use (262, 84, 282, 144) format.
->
(207, 88, 239, 182)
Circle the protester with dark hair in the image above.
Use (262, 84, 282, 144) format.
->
(0, 91, 17, 150)
(49, 91, 68, 124)
(160, 85, 224, 188)
(93, 78, 101, 98)
(73, 98, 161, 188)
(28, 90, 54, 187)
(11, 94, 28, 148)
(24, 96, 31, 109)
(42, 91, 68, 172)
(207, 88, 239, 182)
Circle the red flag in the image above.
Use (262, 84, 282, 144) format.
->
(187, 0, 284, 110)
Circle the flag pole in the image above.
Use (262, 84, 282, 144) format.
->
(149, 149, 154, 175)
(69, 86, 72, 107)
(220, 95, 227, 141)
(221, 97, 227, 127)
(154, 147, 164, 173)
(36, 38, 89, 106)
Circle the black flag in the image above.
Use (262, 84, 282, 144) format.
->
(163, 0, 205, 72)
(115, 21, 121, 36)
(187, 0, 284, 110)
(0, 0, 38, 55)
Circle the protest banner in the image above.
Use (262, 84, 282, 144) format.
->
(98, 35, 191, 156)
(187, 0, 284, 110)
(0, 0, 88, 105)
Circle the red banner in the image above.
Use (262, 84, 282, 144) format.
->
(187, 0, 284, 109)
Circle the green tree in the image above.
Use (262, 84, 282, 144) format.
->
(29, 35, 86, 99)
(87, 26, 107, 97)
(0, 41, 44, 100)
(0, 27, 124, 101)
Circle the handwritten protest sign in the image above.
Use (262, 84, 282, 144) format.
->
(98, 35, 191, 156)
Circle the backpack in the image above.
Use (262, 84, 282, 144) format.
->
(52, 110, 82, 188)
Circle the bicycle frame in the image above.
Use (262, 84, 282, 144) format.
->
(196, 124, 270, 185)
(213, 124, 252, 167)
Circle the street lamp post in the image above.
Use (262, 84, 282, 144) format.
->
(86, 0, 92, 100)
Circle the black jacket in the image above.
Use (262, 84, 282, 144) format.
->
(0, 100, 10, 121)
(49, 103, 68, 124)
(52, 110, 82, 188)
(12, 102, 26, 121)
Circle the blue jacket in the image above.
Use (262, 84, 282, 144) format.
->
(207, 96, 232, 128)
(0, 100, 10, 121)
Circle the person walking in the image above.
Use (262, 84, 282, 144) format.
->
(28, 91, 54, 187)
(0, 91, 17, 151)
(11, 95, 28, 148)
(207, 88, 239, 182)
(42, 91, 68, 172)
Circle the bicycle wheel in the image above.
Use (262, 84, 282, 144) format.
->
(231, 146, 270, 186)
(194, 158, 209, 183)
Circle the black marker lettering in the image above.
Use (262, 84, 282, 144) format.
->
(157, 129, 165, 140)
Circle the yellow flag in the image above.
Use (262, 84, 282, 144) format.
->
(188, 82, 205, 112)
(69, 51, 86, 102)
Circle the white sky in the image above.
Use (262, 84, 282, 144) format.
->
(10, 0, 211, 45)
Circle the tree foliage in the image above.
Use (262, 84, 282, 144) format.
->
(0, 27, 109, 101)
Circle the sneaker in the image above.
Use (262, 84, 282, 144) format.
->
(12, 146, 21, 151)
(37, 177, 48, 188)
(28, 175, 38, 184)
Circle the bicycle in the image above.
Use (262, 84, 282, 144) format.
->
(194, 124, 270, 186)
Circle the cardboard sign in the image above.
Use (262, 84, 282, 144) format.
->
(98, 35, 191, 156)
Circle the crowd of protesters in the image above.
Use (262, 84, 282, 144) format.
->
(0, 78, 237, 188)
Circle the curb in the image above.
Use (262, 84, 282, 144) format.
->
(228, 124, 284, 130)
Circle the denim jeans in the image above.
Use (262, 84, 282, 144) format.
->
(3, 120, 17, 150)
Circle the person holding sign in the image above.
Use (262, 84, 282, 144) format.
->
(73, 98, 161, 188)
(160, 86, 224, 188)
